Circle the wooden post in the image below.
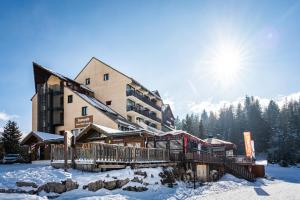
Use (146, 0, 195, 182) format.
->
(147, 148, 150, 161)
(71, 136, 76, 168)
(64, 132, 68, 172)
(50, 144, 53, 162)
(93, 144, 96, 164)
(193, 163, 196, 189)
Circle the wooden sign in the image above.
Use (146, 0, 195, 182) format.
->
(75, 115, 93, 128)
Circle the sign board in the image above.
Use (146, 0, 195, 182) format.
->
(243, 132, 253, 158)
(75, 115, 93, 128)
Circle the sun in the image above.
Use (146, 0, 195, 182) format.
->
(209, 44, 244, 87)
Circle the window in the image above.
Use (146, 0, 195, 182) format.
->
(106, 101, 112, 106)
(67, 95, 73, 103)
(103, 73, 109, 81)
(85, 78, 90, 85)
(82, 106, 88, 116)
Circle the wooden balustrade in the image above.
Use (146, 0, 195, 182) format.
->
(51, 144, 72, 161)
(51, 142, 170, 164)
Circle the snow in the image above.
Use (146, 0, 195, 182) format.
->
(0, 193, 47, 200)
(0, 163, 299, 200)
(93, 124, 121, 134)
(32, 131, 64, 141)
(74, 91, 117, 115)
(21, 131, 64, 144)
(204, 138, 233, 145)
(255, 160, 268, 166)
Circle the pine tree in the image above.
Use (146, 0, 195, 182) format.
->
(199, 119, 205, 139)
(207, 111, 218, 137)
(2, 120, 22, 153)
(174, 116, 182, 130)
(264, 100, 281, 161)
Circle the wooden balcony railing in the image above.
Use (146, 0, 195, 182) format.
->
(51, 143, 169, 164)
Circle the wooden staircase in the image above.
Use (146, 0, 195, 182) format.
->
(224, 159, 256, 182)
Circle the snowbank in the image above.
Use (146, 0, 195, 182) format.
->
(0, 163, 299, 199)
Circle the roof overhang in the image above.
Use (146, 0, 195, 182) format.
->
(76, 123, 154, 143)
(21, 131, 64, 145)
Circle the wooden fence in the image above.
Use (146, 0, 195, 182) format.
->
(51, 144, 72, 161)
(51, 143, 252, 166)
(51, 142, 170, 164)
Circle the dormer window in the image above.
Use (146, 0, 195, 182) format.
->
(104, 73, 109, 81)
(85, 78, 90, 85)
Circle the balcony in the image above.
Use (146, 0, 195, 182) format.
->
(127, 105, 162, 123)
(126, 90, 161, 111)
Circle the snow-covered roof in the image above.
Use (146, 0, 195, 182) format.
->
(74, 91, 117, 115)
(21, 131, 64, 145)
(33, 131, 64, 141)
(76, 123, 154, 142)
(93, 124, 120, 134)
(74, 91, 140, 130)
(204, 138, 233, 145)
(157, 130, 206, 143)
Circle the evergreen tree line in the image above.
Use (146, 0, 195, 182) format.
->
(175, 96, 300, 163)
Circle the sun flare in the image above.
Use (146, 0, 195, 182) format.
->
(209, 43, 244, 87)
(213, 47, 241, 84)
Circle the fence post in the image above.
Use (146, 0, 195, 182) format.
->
(64, 132, 68, 172)
(116, 146, 118, 161)
(93, 144, 96, 164)
(50, 144, 54, 162)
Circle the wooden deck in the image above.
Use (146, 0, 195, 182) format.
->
(50, 143, 256, 181)
(51, 143, 175, 171)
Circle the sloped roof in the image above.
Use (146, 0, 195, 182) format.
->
(76, 123, 153, 142)
(73, 91, 139, 129)
(204, 138, 233, 145)
(93, 124, 121, 134)
(33, 62, 138, 130)
(75, 57, 162, 100)
(157, 130, 206, 144)
(33, 62, 94, 95)
(74, 91, 117, 115)
(21, 131, 64, 145)
(162, 104, 175, 119)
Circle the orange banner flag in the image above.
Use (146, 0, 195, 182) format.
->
(243, 132, 253, 158)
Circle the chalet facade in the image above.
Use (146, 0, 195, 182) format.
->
(31, 57, 175, 139)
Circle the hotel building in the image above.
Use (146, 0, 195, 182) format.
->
(31, 57, 175, 136)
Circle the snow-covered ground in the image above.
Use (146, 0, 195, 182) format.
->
(0, 163, 299, 200)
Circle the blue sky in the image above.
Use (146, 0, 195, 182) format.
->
(1, 0, 300, 133)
